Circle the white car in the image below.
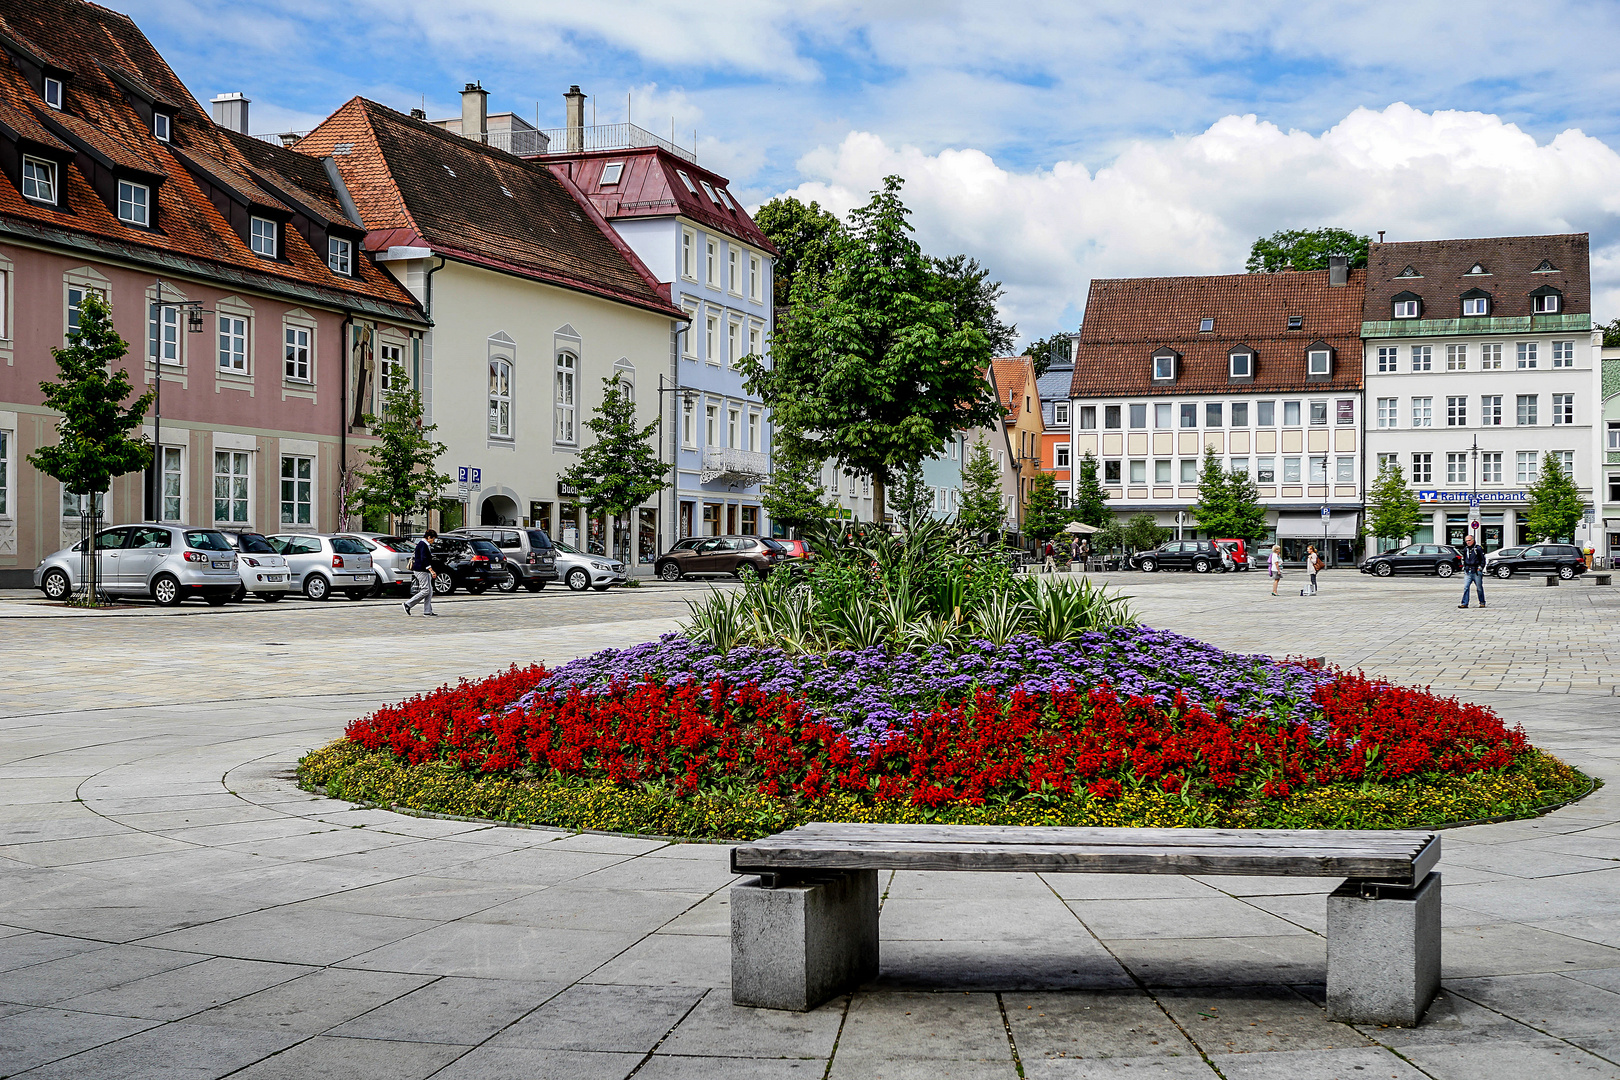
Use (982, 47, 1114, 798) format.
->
(266, 533, 374, 601)
(343, 533, 415, 595)
(552, 539, 627, 591)
(220, 531, 290, 602)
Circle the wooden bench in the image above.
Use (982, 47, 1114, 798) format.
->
(730, 823, 1441, 1026)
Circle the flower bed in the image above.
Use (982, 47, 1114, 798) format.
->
(299, 630, 1590, 838)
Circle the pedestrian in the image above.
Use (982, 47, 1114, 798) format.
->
(402, 529, 439, 617)
(1301, 545, 1321, 596)
(1268, 544, 1283, 595)
(1458, 534, 1486, 609)
(1043, 539, 1057, 574)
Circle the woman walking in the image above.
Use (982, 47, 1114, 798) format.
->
(1268, 544, 1283, 596)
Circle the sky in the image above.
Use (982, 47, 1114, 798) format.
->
(108, 0, 1620, 345)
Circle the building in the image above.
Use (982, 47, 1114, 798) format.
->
(1070, 261, 1367, 564)
(1597, 349, 1618, 565)
(1361, 234, 1600, 552)
(1037, 359, 1075, 504)
(989, 355, 1043, 534)
(295, 88, 685, 567)
(0, 0, 427, 586)
(527, 88, 777, 543)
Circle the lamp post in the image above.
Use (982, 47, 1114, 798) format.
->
(148, 280, 209, 521)
(1468, 433, 1481, 548)
(656, 379, 698, 552)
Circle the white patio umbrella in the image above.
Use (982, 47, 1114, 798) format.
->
(1063, 521, 1101, 534)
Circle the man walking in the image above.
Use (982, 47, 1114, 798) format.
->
(403, 529, 439, 617)
(1458, 534, 1486, 609)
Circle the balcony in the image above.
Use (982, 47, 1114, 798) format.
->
(1360, 313, 1591, 339)
(701, 447, 769, 485)
(534, 122, 696, 163)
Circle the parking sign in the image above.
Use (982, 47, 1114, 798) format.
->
(457, 466, 468, 483)
(470, 468, 481, 485)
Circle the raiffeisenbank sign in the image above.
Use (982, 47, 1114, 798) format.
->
(1417, 490, 1529, 504)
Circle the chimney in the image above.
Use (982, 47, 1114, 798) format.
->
(564, 85, 586, 151)
(277, 132, 299, 148)
(210, 92, 250, 134)
(410, 107, 426, 120)
(1328, 254, 1348, 287)
(461, 81, 488, 142)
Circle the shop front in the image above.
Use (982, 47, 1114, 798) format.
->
(1418, 490, 1523, 551)
(1275, 511, 1360, 567)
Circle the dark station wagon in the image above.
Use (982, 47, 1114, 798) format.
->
(1359, 544, 1463, 578)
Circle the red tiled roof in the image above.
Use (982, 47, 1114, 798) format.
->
(1072, 269, 1367, 398)
(989, 356, 1032, 419)
(299, 99, 682, 318)
(1363, 233, 1590, 321)
(172, 146, 291, 213)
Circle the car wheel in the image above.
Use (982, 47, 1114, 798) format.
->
(41, 569, 71, 600)
(566, 568, 590, 591)
(152, 574, 183, 606)
(1192, 558, 1210, 574)
(304, 574, 330, 601)
(1374, 562, 1393, 577)
(344, 589, 370, 601)
(1436, 563, 1455, 578)
(497, 567, 521, 592)
(1559, 564, 1577, 580)
(432, 571, 456, 595)
(525, 580, 545, 592)
(205, 593, 230, 607)
(1139, 558, 1157, 573)
(737, 563, 761, 583)
(233, 586, 247, 602)
(1495, 565, 1513, 579)
(657, 561, 682, 582)
(261, 592, 284, 602)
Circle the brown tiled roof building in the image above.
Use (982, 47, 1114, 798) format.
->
(1362, 233, 1589, 324)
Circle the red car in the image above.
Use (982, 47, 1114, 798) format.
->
(1214, 539, 1249, 570)
(773, 539, 813, 560)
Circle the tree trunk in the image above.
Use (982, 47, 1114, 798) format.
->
(871, 479, 886, 529)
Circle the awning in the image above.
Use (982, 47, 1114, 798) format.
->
(1276, 512, 1359, 539)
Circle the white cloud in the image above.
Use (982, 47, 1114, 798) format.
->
(776, 104, 1620, 340)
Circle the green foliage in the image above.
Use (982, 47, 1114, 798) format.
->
(346, 374, 451, 530)
(958, 436, 1006, 537)
(761, 452, 835, 535)
(1070, 451, 1110, 529)
(559, 373, 667, 524)
(1524, 452, 1586, 541)
(926, 253, 1017, 356)
(890, 459, 933, 528)
(1022, 333, 1072, 377)
(1122, 513, 1170, 552)
(1246, 227, 1370, 273)
(1094, 516, 1126, 555)
(1599, 317, 1620, 348)
(1191, 447, 1267, 541)
(1366, 460, 1423, 541)
(753, 195, 846, 311)
(1023, 472, 1063, 542)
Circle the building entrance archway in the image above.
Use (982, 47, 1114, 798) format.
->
(479, 493, 519, 526)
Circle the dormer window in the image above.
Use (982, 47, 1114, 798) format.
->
(1287, 315, 1303, 330)
(43, 77, 63, 109)
(1198, 317, 1214, 332)
(1229, 349, 1253, 379)
(153, 112, 171, 142)
(1396, 265, 1421, 278)
(250, 216, 277, 258)
(1307, 345, 1332, 379)
(675, 169, 698, 194)
(117, 181, 150, 226)
(717, 188, 737, 210)
(1151, 348, 1178, 382)
(1532, 289, 1561, 314)
(328, 236, 353, 276)
(1391, 291, 1422, 319)
(699, 180, 720, 204)
(1466, 262, 1489, 275)
(21, 156, 56, 204)
(599, 162, 624, 185)
(1461, 288, 1491, 317)
(1533, 259, 1559, 273)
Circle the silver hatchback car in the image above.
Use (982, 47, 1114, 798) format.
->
(267, 533, 375, 601)
(551, 539, 628, 591)
(34, 524, 240, 606)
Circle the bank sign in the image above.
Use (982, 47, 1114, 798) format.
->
(1417, 490, 1529, 504)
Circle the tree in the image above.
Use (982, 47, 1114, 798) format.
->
(1070, 451, 1110, 528)
(1189, 447, 1229, 537)
(761, 452, 835, 536)
(1122, 512, 1170, 552)
(890, 459, 933, 528)
(742, 176, 1004, 525)
(1366, 460, 1423, 545)
(28, 293, 153, 602)
(558, 374, 668, 561)
(346, 374, 452, 534)
(958, 436, 1006, 538)
(1246, 228, 1370, 273)
(1599, 317, 1620, 348)
(1524, 452, 1586, 541)
(754, 196, 846, 311)
(927, 253, 1017, 356)
(1094, 516, 1125, 556)
(1190, 447, 1267, 540)
(1023, 333, 1072, 377)
(1023, 472, 1063, 542)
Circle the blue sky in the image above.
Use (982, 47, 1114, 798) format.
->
(109, 1, 1620, 341)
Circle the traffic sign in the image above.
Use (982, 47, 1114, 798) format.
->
(457, 466, 468, 483)
(1320, 506, 1330, 520)
(470, 468, 481, 485)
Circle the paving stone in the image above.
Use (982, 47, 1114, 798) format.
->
(655, 989, 844, 1059)
(582, 931, 731, 988)
(876, 938, 1132, 992)
(465, 885, 705, 934)
(1155, 985, 1371, 1055)
(1104, 935, 1326, 987)
(299, 875, 534, 922)
(637, 1055, 829, 1078)
(1003, 990, 1197, 1061)
(1212, 1046, 1427, 1078)
(833, 990, 1014, 1061)
(489, 982, 703, 1051)
(0, 931, 112, 975)
(1021, 1058, 1216, 1078)
(226, 1034, 469, 1079)
(1442, 921, 1620, 977)
(140, 905, 440, 966)
(879, 897, 1087, 941)
(1445, 973, 1620, 1038)
(428, 1046, 642, 1079)
(180, 967, 433, 1033)
(0, 943, 200, 1006)
(13, 1021, 303, 1079)
(342, 922, 641, 981)
(53, 957, 315, 1020)
(1067, 897, 1313, 940)
(1396, 1037, 1620, 1079)
(0, 1006, 160, 1074)
(326, 975, 563, 1044)
(828, 1048, 1020, 1078)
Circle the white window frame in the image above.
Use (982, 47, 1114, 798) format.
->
(1411, 396, 1432, 428)
(377, 341, 404, 414)
(1516, 451, 1538, 485)
(676, 169, 698, 195)
(1152, 354, 1174, 380)
(1481, 343, 1503, 369)
(158, 444, 184, 523)
(681, 230, 696, 280)
(148, 303, 182, 367)
(280, 454, 313, 526)
(43, 77, 63, 109)
(1308, 455, 1328, 485)
(1377, 397, 1397, 428)
(704, 311, 718, 364)
(1533, 293, 1560, 314)
(1308, 350, 1331, 376)
(488, 357, 513, 439)
(1446, 344, 1466, 370)
(1229, 351, 1251, 378)
(1516, 394, 1538, 426)
(1336, 456, 1354, 483)
(728, 249, 740, 294)
(705, 239, 717, 286)
(250, 216, 277, 258)
(1446, 453, 1467, 485)
(681, 397, 696, 448)
(214, 449, 251, 525)
(600, 162, 624, 185)
(153, 112, 171, 142)
(327, 236, 353, 276)
(1553, 450, 1575, 477)
(283, 323, 312, 382)
(1410, 345, 1432, 372)
(1462, 296, 1489, 316)
(218, 314, 248, 373)
(22, 155, 57, 204)
(118, 180, 150, 227)
(1376, 346, 1397, 372)
(1481, 451, 1503, 484)
(1517, 342, 1538, 369)
(1552, 393, 1574, 425)
(1552, 340, 1574, 367)
(0, 428, 9, 519)
(680, 304, 698, 358)
(748, 412, 760, 453)
(1393, 299, 1418, 318)
(1283, 457, 1302, 484)
(727, 319, 740, 366)
(1446, 396, 1466, 427)
(1609, 421, 1620, 452)
(1054, 402, 1070, 426)
(1411, 452, 1432, 484)
(1055, 443, 1071, 469)
(727, 407, 740, 449)
(748, 322, 762, 361)
(706, 402, 719, 447)
(554, 351, 577, 445)
(749, 255, 761, 301)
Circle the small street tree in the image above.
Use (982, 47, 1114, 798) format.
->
(1189, 447, 1229, 536)
(1070, 451, 1110, 528)
(890, 459, 933, 529)
(1524, 452, 1585, 541)
(558, 374, 668, 563)
(1366, 460, 1423, 546)
(761, 452, 835, 536)
(1122, 512, 1170, 552)
(1024, 472, 1063, 542)
(346, 375, 452, 534)
(1192, 447, 1268, 540)
(28, 293, 152, 602)
(958, 437, 1006, 538)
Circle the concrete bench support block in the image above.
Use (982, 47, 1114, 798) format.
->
(731, 870, 878, 1011)
(1327, 872, 1440, 1027)
(1545, 575, 1560, 586)
(1594, 574, 1612, 585)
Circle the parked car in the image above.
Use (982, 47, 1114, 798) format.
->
(1213, 539, 1250, 570)
(1485, 546, 1523, 566)
(219, 531, 290, 601)
(34, 524, 240, 606)
(553, 539, 629, 591)
(449, 527, 559, 591)
(654, 535, 789, 581)
(772, 538, 814, 561)
(1358, 544, 1462, 578)
(425, 534, 509, 595)
(343, 533, 415, 595)
(266, 533, 375, 600)
(1487, 543, 1586, 580)
(1130, 540, 1229, 574)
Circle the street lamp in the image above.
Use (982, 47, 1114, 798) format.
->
(148, 279, 210, 521)
(656, 379, 700, 549)
(1468, 433, 1480, 547)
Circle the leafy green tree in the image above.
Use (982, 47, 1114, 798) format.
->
(1023, 472, 1063, 542)
(926, 253, 1016, 356)
(1366, 460, 1423, 545)
(1189, 447, 1229, 536)
(1023, 333, 1072, 377)
(1191, 447, 1267, 540)
(742, 176, 1004, 524)
(958, 436, 1006, 538)
(1122, 512, 1170, 552)
(890, 459, 933, 528)
(754, 196, 846, 311)
(1599, 317, 1620, 348)
(1524, 452, 1586, 541)
(558, 374, 668, 562)
(346, 374, 451, 534)
(28, 293, 152, 602)
(1070, 451, 1110, 528)
(1246, 227, 1370, 273)
(1094, 516, 1126, 556)
(761, 452, 835, 536)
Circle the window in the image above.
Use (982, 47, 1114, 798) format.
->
(1516, 342, 1537, 369)
(1336, 456, 1354, 483)
(280, 455, 312, 525)
(1153, 354, 1174, 380)
(61, 488, 105, 518)
(554, 352, 577, 443)
(705, 240, 717, 285)
(1121, 402, 1144, 429)
(1180, 459, 1197, 483)
(726, 249, 739, 293)
(118, 181, 149, 226)
(284, 325, 310, 381)
(1376, 452, 1397, 474)
(1411, 397, 1432, 427)
(1376, 346, 1398, 372)
(1309, 400, 1327, 425)
(1206, 402, 1223, 427)
(1554, 450, 1575, 477)
(1553, 340, 1574, 367)
(214, 450, 249, 523)
(1308, 349, 1331, 376)
(749, 255, 761, 301)
(1104, 405, 1121, 430)
(250, 216, 276, 257)
(1611, 421, 1620, 451)
(1377, 398, 1397, 428)
(1481, 343, 1502, 369)
(1481, 452, 1502, 484)
(21, 157, 56, 203)
(1446, 396, 1466, 426)
(327, 237, 353, 276)
(66, 285, 103, 338)
(1393, 299, 1419, 318)
(1230, 457, 1249, 477)
(727, 320, 740, 366)
(1516, 451, 1538, 485)
(681, 398, 695, 447)
(676, 169, 698, 194)
(1336, 399, 1355, 425)
(681, 231, 695, 279)
(704, 313, 717, 362)
(1287, 315, 1303, 330)
(148, 303, 180, 366)
(1612, 475, 1620, 503)
(599, 162, 624, 185)
(1411, 453, 1432, 484)
(1199, 317, 1214, 332)
(1447, 453, 1467, 485)
(1309, 456, 1328, 484)
(0, 429, 7, 517)
(705, 404, 718, 447)
(748, 323, 761, 361)
(1410, 345, 1432, 371)
(1257, 457, 1276, 483)
(1516, 394, 1537, 425)
(1128, 460, 1145, 483)
(1180, 403, 1196, 428)
(1054, 402, 1070, 426)
(1446, 344, 1466, 370)
(1154, 402, 1171, 429)
(1462, 296, 1489, 316)
(1283, 401, 1300, 426)
(1078, 405, 1096, 430)
(159, 446, 182, 521)
(1552, 394, 1574, 425)
(728, 408, 739, 449)
(153, 112, 171, 141)
(1482, 395, 1502, 426)
(1154, 460, 1171, 483)
(1229, 351, 1251, 377)
(1283, 457, 1302, 483)
(1257, 401, 1275, 426)
(1533, 293, 1560, 314)
(379, 343, 403, 397)
(44, 77, 63, 109)
(699, 179, 720, 204)
(488, 358, 512, 438)
(1231, 401, 1249, 427)
(1055, 443, 1071, 469)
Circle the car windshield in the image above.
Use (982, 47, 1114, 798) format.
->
(330, 537, 371, 555)
(760, 538, 788, 552)
(184, 530, 232, 551)
(373, 536, 415, 552)
(525, 529, 554, 550)
(553, 540, 581, 555)
(469, 539, 501, 556)
(235, 533, 276, 554)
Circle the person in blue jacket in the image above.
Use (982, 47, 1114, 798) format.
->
(402, 529, 439, 617)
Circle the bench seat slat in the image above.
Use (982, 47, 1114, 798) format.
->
(779, 823, 1432, 846)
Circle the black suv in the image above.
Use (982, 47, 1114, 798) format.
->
(427, 535, 510, 595)
(451, 527, 559, 592)
(1488, 543, 1586, 580)
(1359, 544, 1463, 578)
(1130, 540, 1227, 573)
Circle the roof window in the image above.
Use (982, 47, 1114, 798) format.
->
(600, 162, 624, 185)
(1466, 262, 1489, 275)
(500, 185, 514, 198)
(1533, 259, 1559, 273)
(1198, 317, 1213, 332)
(331, 143, 353, 156)
(1396, 264, 1421, 278)
(443, 165, 456, 178)
(1287, 315, 1303, 330)
(717, 188, 736, 210)
(43, 77, 62, 110)
(676, 169, 698, 195)
(153, 112, 170, 142)
(699, 180, 720, 204)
